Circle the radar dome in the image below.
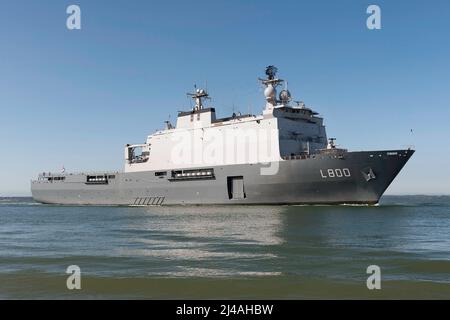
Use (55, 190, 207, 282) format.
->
(264, 85, 276, 101)
(279, 89, 291, 102)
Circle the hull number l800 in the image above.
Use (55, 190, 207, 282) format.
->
(320, 168, 351, 178)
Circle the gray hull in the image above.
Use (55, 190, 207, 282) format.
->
(31, 149, 414, 205)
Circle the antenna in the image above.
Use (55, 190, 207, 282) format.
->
(187, 86, 210, 111)
(206, 80, 210, 104)
(265, 65, 278, 80)
(165, 115, 174, 129)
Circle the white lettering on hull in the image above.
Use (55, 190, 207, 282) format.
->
(320, 168, 351, 178)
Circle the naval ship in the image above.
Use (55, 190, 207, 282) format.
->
(31, 66, 414, 205)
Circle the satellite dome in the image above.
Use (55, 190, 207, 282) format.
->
(279, 89, 291, 102)
(264, 86, 276, 101)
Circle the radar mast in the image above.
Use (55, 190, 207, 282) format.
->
(258, 65, 285, 110)
(187, 87, 210, 111)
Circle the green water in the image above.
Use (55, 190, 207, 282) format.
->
(0, 196, 449, 299)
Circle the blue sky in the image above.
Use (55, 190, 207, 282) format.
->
(0, 0, 449, 195)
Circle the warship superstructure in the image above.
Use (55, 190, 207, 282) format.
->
(31, 66, 414, 205)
